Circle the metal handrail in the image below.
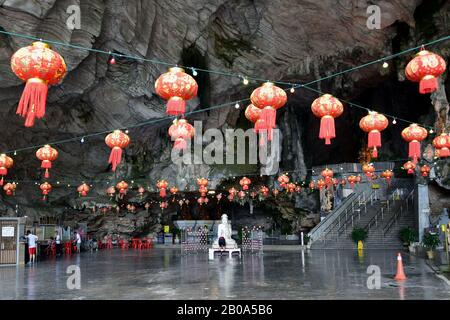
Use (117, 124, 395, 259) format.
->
(336, 191, 375, 236)
(383, 189, 414, 236)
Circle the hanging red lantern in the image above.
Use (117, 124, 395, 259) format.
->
(0, 154, 13, 186)
(277, 174, 290, 188)
(250, 82, 287, 133)
(77, 183, 90, 197)
(238, 190, 246, 199)
(362, 163, 375, 178)
(403, 161, 416, 175)
(105, 130, 130, 172)
(260, 186, 269, 197)
(138, 186, 146, 198)
(228, 187, 237, 197)
(380, 170, 393, 185)
(160, 201, 168, 210)
(433, 133, 450, 158)
(405, 49, 446, 94)
(197, 197, 205, 206)
(332, 178, 339, 187)
(420, 165, 430, 177)
(317, 179, 326, 190)
(168, 119, 195, 150)
(245, 104, 262, 124)
(239, 177, 251, 190)
(156, 180, 169, 198)
(40, 182, 52, 200)
(295, 185, 302, 193)
(170, 187, 178, 195)
(197, 177, 209, 188)
(3, 182, 16, 196)
(321, 168, 334, 186)
(116, 181, 129, 197)
(311, 94, 344, 145)
(309, 181, 316, 190)
(359, 112, 388, 158)
(11, 42, 67, 127)
(347, 175, 358, 189)
(155, 67, 198, 116)
(227, 194, 235, 202)
(287, 183, 296, 193)
(401, 124, 428, 163)
(36, 145, 58, 179)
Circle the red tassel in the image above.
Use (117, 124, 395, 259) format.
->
(368, 130, 381, 148)
(260, 107, 276, 129)
(319, 116, 336, 145)
(254, 119, 269, 133)
(166, 97, 186, 116)
(372, 147, 378, 158)
(41, 160, 52, 169)
(173, 138, 187, 150)
(419, 76, 438, 94)
(108, 147, 123, 171)
(350, 182, 355, 189)
(160, 188, 166, 198)
(407, 169, 414, 174)
(16, 79, 48, 127)
(408, 140, 421, 163)
(0, 177, 3, 186)
(243, 185, 249, 190)
(0, 168, 6, 176)
(44, 169, 50, 179)
(259, 135, 266, 146)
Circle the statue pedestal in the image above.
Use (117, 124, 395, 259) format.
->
(208, 248, 241, 260)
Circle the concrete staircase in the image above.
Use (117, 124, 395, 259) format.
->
(311, 187, 415, 250)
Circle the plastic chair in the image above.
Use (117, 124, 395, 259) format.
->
(64, 242, 72, 255)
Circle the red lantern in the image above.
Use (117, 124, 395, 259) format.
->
(3, 182, 16, 196)
(155, 67, 198, 116)
(321, 168, 334, 186)
(317, 179, 326, 190)
(332, 178, 339, 187)
(156, 180, 169, 198)
(40, 182, 52, 200)
(239, 177, 251, 190)
(197, 177, 209, 188)
(238, 190, 246, 199)
(311, 94, 344, 145)
(77, 183, 90, 197)
(160, 201, 168, 210)
(401, 124, 428, 163)
(287, 183, 296, 193)
(227, 194, 235, 202)
(228, 187, 237, 197)
(309, 181, 316, 190)
(277, 174, 290, 188)
(420, 165, 430, 177)
(403, 161, 416, 175)
(138, 186, 146, 198)
(347, 175, 358, 189)
(295, 185, 302, 193)
(359, 111, 389, 158)
(197, 197, 205, 206)
(0, 154, 13, 186)
(106, 186, 116, 197)
(405, 49, 446, 94)
(198, 185, 208, 197)
(362, 163, 375, 178)
(245, 104, 261, 124)
(116, 181, 129, 196)
(11, 42, 67, 127)
(250, 82, 287, 133)
(36, 145, 58, 179)
(260, 186, 269, 197)
(380, 170, 393, 185)
(170, 187, 178, 195)
(105, 130, 130, 172)
(433, 133, 450, 158)
(168, 119, 195, 150)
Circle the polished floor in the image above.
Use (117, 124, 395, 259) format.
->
(0, 248, 449, 299)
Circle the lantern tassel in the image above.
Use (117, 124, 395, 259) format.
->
(44, 169, 50, 179)
(419, 76, 438, 94)
(0, 177, 3, 186)
(260, 107, 276, 129)
(408, 140, 421, 163)
(0, 168, 6, 176)
(368, 131, 381, 148)
(108, 147, 122, 171)
(166, 97, 185, 116)
(16, 79, 48, 127)
(41, 160, 52, 169)
(254, 120, 268, 133)
(319, 116, 336, 145)
(160, 188, 166, 198)
(173, 138, 187, 150)
(372, 147, 378, 158)
(407, 169, 414, 174)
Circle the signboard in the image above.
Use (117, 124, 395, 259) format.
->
(1, 226, 15, 237)
(164, 225, 170, 233)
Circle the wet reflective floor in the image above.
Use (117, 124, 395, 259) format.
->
(0, 249, 448, 299)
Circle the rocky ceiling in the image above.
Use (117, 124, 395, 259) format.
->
(0, 0, 449, 220)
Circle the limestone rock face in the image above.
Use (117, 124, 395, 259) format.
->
(0, 0, 448, 235)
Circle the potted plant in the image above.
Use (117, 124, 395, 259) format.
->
(422, 232, 440, 259)
(351, 227, 368, 248)
(399, 227, 417, 252)
(303, 234, 311, 249)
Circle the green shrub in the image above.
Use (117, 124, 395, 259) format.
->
(399, 227, 417, 245)
(422, 232, 440, 250)
(351, 227, 368, 243)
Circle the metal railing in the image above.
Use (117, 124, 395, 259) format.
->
(383, 189, 414, 236)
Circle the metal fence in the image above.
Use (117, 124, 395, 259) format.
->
(180, 228, 209, 254)
(241, 227, 263, 254)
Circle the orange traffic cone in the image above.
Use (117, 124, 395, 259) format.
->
(394, 252, 407, 281)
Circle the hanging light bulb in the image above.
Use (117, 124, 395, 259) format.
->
(108, 52, 116, 65)
(192, 68, 198, 76)
(243, 77, 249, 85)
(125, 129, 129, 134)
(392, 118, 397, 124)
(13, 151, 17, 156)
(382, 62, 389, 68)
(290, 87, 295, 93)
(81, 137, 85, 143)
(429, 128, 434, 134)
(235, 103, 240, 109)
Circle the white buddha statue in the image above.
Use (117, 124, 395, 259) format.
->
(213, 214, 238, 249)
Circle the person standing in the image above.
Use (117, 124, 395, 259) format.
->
(25, 230, 38, 264)
(55, 231, 62, 256)
(74, 231, 82, 253)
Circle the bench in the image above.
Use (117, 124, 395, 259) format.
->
(208, 248, 241, 260)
